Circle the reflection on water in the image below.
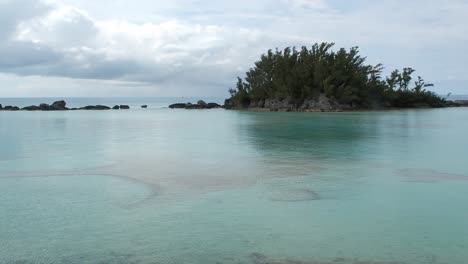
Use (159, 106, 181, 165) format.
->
(238, 112, 379, 162)
(1, 107, 468, 264)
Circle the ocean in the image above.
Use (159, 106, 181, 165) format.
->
(1, 97, 468, 264)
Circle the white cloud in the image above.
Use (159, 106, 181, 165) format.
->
(287, 0, 328, 10)
(0, 0, 468, 96)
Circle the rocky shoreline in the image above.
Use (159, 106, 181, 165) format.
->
(170, 96, 468, 112)
(0, 100, 134, 111)
(224, 94, 356, 112)
(447, 100, 468, 107)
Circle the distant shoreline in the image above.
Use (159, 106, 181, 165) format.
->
(2, 98, 467, 112)
(169, 97, 468, 112)
(0, 100, 135, 111)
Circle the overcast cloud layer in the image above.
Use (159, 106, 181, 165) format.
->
(0, 0, 467, 97)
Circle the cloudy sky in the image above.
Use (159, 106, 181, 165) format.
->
(1, 0, 467, 97)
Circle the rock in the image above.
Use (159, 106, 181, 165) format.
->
(264, 98, 284, 111)
(79, 106, 94, 110)
(96, 105, 111, 110)
(450, 100, 468, 107)
(39, 103, 50, 110)
(141, 105, 148, 108)
(206, 103, 221, 109)
(169, 103, 187, 109)
(169, 102, 221, 109)
(223, 99, 234, 109)
(258, 99, 265, 108)
(249, 100, 259, 108)
(197, 100, 207, 107)
(299, 94, 345, 112)
(0, 101, 142, 111)
(79, 105, 111, 110)
(112, 105, 120, 110)
(185, 103, 203, 109)
(4, 106, 20, 111)
(21, 105, 41, 111)
(316, 94, 334, 111)
(50, 100, 67, 110)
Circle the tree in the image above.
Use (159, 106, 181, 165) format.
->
(227, 42, 445, 109)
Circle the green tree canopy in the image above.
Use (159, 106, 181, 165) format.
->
(228, 43, 445, 109)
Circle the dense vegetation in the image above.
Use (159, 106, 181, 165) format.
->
(227, 43, 446, 109)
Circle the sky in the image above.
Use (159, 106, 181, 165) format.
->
(0, 0, 467, 97)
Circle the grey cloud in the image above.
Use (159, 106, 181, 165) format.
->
(0, 0, 51, 38)
(0, 0, 468, 96)
(0, 42, 61, 69)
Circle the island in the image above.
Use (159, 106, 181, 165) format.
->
(223, 43, 468, 111)
(170, 43, 468, 112)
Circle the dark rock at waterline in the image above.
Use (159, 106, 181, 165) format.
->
(169, 103, 188, 109)
(206, 103, 221, 109)
(4, 106, 20, 111)
(0, 100, 142, 111)
(50, 100, 68, 110)
(169, 101, 222, 109)
(448, 100, 468, 107)
(197, 100, 207, 107)
(22, 105, 41, 111)
(17, 101, 69, 111)
(39, 103, 50, 110)
(223, 98, 235, 109)
(79, 105, 111, 110)
(112, 105, 120, 110)
(141, 105, 148, 109)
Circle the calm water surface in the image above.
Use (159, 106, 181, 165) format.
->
(1, 100, 467, 264)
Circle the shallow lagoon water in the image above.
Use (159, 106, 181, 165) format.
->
(1, 104, 468, 264)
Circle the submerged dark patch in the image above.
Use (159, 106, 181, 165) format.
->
(249, 252, 407, 264)
(397, 168, 468, 183)
(271, 188, 321, 202)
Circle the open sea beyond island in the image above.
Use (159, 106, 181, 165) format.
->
(1, 97, 468, 264)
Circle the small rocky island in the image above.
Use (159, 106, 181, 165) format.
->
(168, 43, 468, 112)
(0, 100, 131, 111)
(170, 43, 468, 112)
(169, 100, 222, 109)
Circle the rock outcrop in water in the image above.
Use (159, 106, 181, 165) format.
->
(19, 100, 70, 111)
(447, 100, 468, 107)
(0, 100, 134, 111)
(78, 105, 111, 110)
(169, 100, 222, 109)
(51, 100, 67, 110)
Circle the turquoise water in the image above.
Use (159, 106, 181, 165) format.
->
(1, 103, 468, 264)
